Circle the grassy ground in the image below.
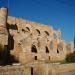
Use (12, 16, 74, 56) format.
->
(45, 60, 69, 64)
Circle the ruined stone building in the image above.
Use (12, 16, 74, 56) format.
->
(0, 7, 74, 65)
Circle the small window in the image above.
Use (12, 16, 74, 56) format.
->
(31, 45, 37, 53)
(35, 56, 37, 60)
(49, 56, 50, 60)
(22, 29, 25, 33)
(57, 49, 59, 53)
(44, 31, 49, 36)
(46, 46, 49, 53)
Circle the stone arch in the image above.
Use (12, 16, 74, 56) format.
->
(25, 24, 33, 31)
(44, 31, 49, 36)
(26, 27, 30, 31)
(31, 45, 37, 53)
(21, 27, 30, 33)
(36, 29, 40, 34)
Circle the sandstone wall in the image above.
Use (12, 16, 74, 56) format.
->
(29, 61, 75, 75)
(0, 8, 8, 46)
(0, 7, 74, 64)
(0, 8, 8, 65)
(6, 16, 74, 64)
(0, 62, 75, 75)
(0, 64, 31, 75)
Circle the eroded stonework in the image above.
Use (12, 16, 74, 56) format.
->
(0, 7, 74, 64)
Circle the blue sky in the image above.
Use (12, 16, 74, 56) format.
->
(0, 0, 75, 42)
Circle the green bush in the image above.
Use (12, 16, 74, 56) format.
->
(66, 51, 75, 63)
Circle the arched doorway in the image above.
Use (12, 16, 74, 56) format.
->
(31, 45, 37, 53)
(46, 46, 49, 53)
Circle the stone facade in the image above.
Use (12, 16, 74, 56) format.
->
(0, 7, 74, 65)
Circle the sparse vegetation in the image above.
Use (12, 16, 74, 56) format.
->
(66, 51, 75, 63)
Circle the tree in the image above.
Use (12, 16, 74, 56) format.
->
(66, 52, 75, 63)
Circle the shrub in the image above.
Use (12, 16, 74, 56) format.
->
(66, 52, 75, 63)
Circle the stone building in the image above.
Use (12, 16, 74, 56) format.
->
(0, 7, 74, 65)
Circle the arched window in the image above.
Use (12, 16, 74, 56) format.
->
(26, 27, 30, 31)
(22, 27, 30, 33)
(57, 49, 59, 53)
(35, 56, 37, 60)
(31, 45, 37, 53)
(44, 31, 49, 36)
(22, 29, 25, 33)
(46, 46, 49, 53)
(36, 29, 40, 34)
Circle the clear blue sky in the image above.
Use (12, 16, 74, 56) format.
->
(0, 0, 75, 42)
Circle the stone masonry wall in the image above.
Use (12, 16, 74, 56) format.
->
(0, 7, 74, 65)
(0, 65, 31, 75)
(0, 62, 75, 75)
(0, 7, 8, 46)
(7, 16, 74, 64)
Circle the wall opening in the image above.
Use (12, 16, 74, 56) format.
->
(44, 31, 49, 36)
(31, 67, 33, 75)
(35, 56, 37, 60)
(26, 27, 30, 31)
(22, 29, 25, 33)
(31, 45, 37, 53)
(46, 46, 49, 53)
(36, 29, 40, 34)
(8, 35, 14, 50)
(49, 56, 50, 60)
(57, 49, 59, 53)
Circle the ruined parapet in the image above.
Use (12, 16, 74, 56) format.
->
(66, 42, 74, 54)
(0, 8, 8, 65)
(0, 7, 7, 28)
(52, 29, 61, 43)
(0, 7, 8, 45)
